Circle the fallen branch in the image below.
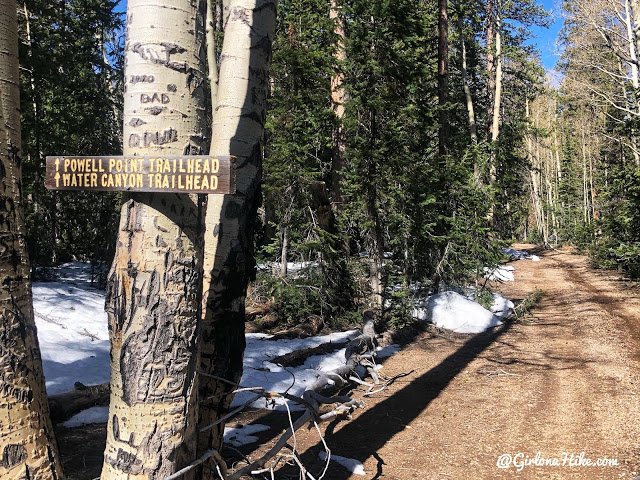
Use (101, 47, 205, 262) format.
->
(363, 370, 414, 397)
(163, 449, 227, 480)
(228, 410, 313, 480)
(227, 312, 379, 478)
(49, 382, 110, 424)
(171, 311, 404, 480)
(270, 340, 350, 367)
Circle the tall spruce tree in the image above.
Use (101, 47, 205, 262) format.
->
(260, 0, 355, 324)
(19, 0, 123, 271)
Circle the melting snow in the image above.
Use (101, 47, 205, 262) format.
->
(62, 406, 109, 428)
(414, 291, 503, 334)
(33, 263, 110, 396)
(223, 424, 270, 447)
(483, 265, 515, 282)
(503, 247, 540, 262)
(234, 330, 360, 411)
(489, 292, 515, 318)
(34, 261, 515, 425)
(318, 452, 366, 475)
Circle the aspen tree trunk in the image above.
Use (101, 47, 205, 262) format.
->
(537, 113, 548, 244)
(486, 0, 495, 117)
(624, 0, 640, 90)
(630, 0, 640, 82)
(545, 163, 557, 241)
(589, 149, 596, 220)
(526, 99, 546, 243)
(367, 186, 385, 309)
(101, 0, 207, 477)
(554, 127, 562, 184)
(279, 226, 289, 278)
(197, 0, 276, 467)
(367, 109, 384, 308)
(330, 0, 347, 228)
(21, 4, 44, 269)
(456, 10, 477, 145)
(487, 0, 502, 224)
(490, 11, 503, 148)
(531, 156, 546, 242)
(0, 2, 64, 478)
(545, 101, 558, 241)
(581, 127, 589, 224)
(617, 46, 640, 165)
(455, 6, 479, 182)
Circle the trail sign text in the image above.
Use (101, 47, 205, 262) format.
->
(45, 155, 236, 194)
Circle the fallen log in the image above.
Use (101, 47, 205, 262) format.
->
(270, 340, 350, 367)
(48, 382, 110, 424)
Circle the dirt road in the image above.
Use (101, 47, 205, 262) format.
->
(243, 246, 640, 479)
(57, 246, 640, 479)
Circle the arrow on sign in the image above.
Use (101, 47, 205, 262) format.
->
(45, 155, 236, 194)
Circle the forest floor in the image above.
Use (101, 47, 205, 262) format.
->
(55, 245, 640, 479)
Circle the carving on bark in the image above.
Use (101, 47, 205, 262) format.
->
(101, 0, 207, 477)
(0, 1, 64, 478)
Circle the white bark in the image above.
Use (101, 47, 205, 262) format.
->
(101, 0, 207, 477)
(624, 0, 640, 88)
(198, 0, 276, 469)
(631, 0, 640, 67)
(491, 10, 503, 146)
(0, 1, 64, 477)
(457, 13, 478, 147)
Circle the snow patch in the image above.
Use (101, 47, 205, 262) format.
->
(256, 261, 318, 274)
(223, 424, 270, 447)
(416, 291, 502, 333)
(30, 264, 411, 419)
(33, 265, 110, 395)
(483, 265, 515, 282)
(232, 330, 361, 410)
(376, 344, 400, 359)
(318, 452, 366, 475)
(464, 289, 514, 319)
(62, 406, 109, 428)
(489, 292, 515, 319)
(503, 247, 540, 262)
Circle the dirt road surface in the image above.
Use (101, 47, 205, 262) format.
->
(232, 246, 640, 480)
(57, 246, 640, 479)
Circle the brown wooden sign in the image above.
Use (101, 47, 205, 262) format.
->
(45, 155, 236, 194)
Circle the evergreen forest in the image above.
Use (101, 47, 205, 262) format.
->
(5, 0, 640, 478)
(16, 0, 640, 327)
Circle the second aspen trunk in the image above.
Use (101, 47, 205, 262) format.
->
(197, 1, 277, 472)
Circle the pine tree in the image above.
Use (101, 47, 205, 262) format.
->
(19, 0, 123, 270)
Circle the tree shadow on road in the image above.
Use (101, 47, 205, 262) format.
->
(287, 320, 516, 479)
